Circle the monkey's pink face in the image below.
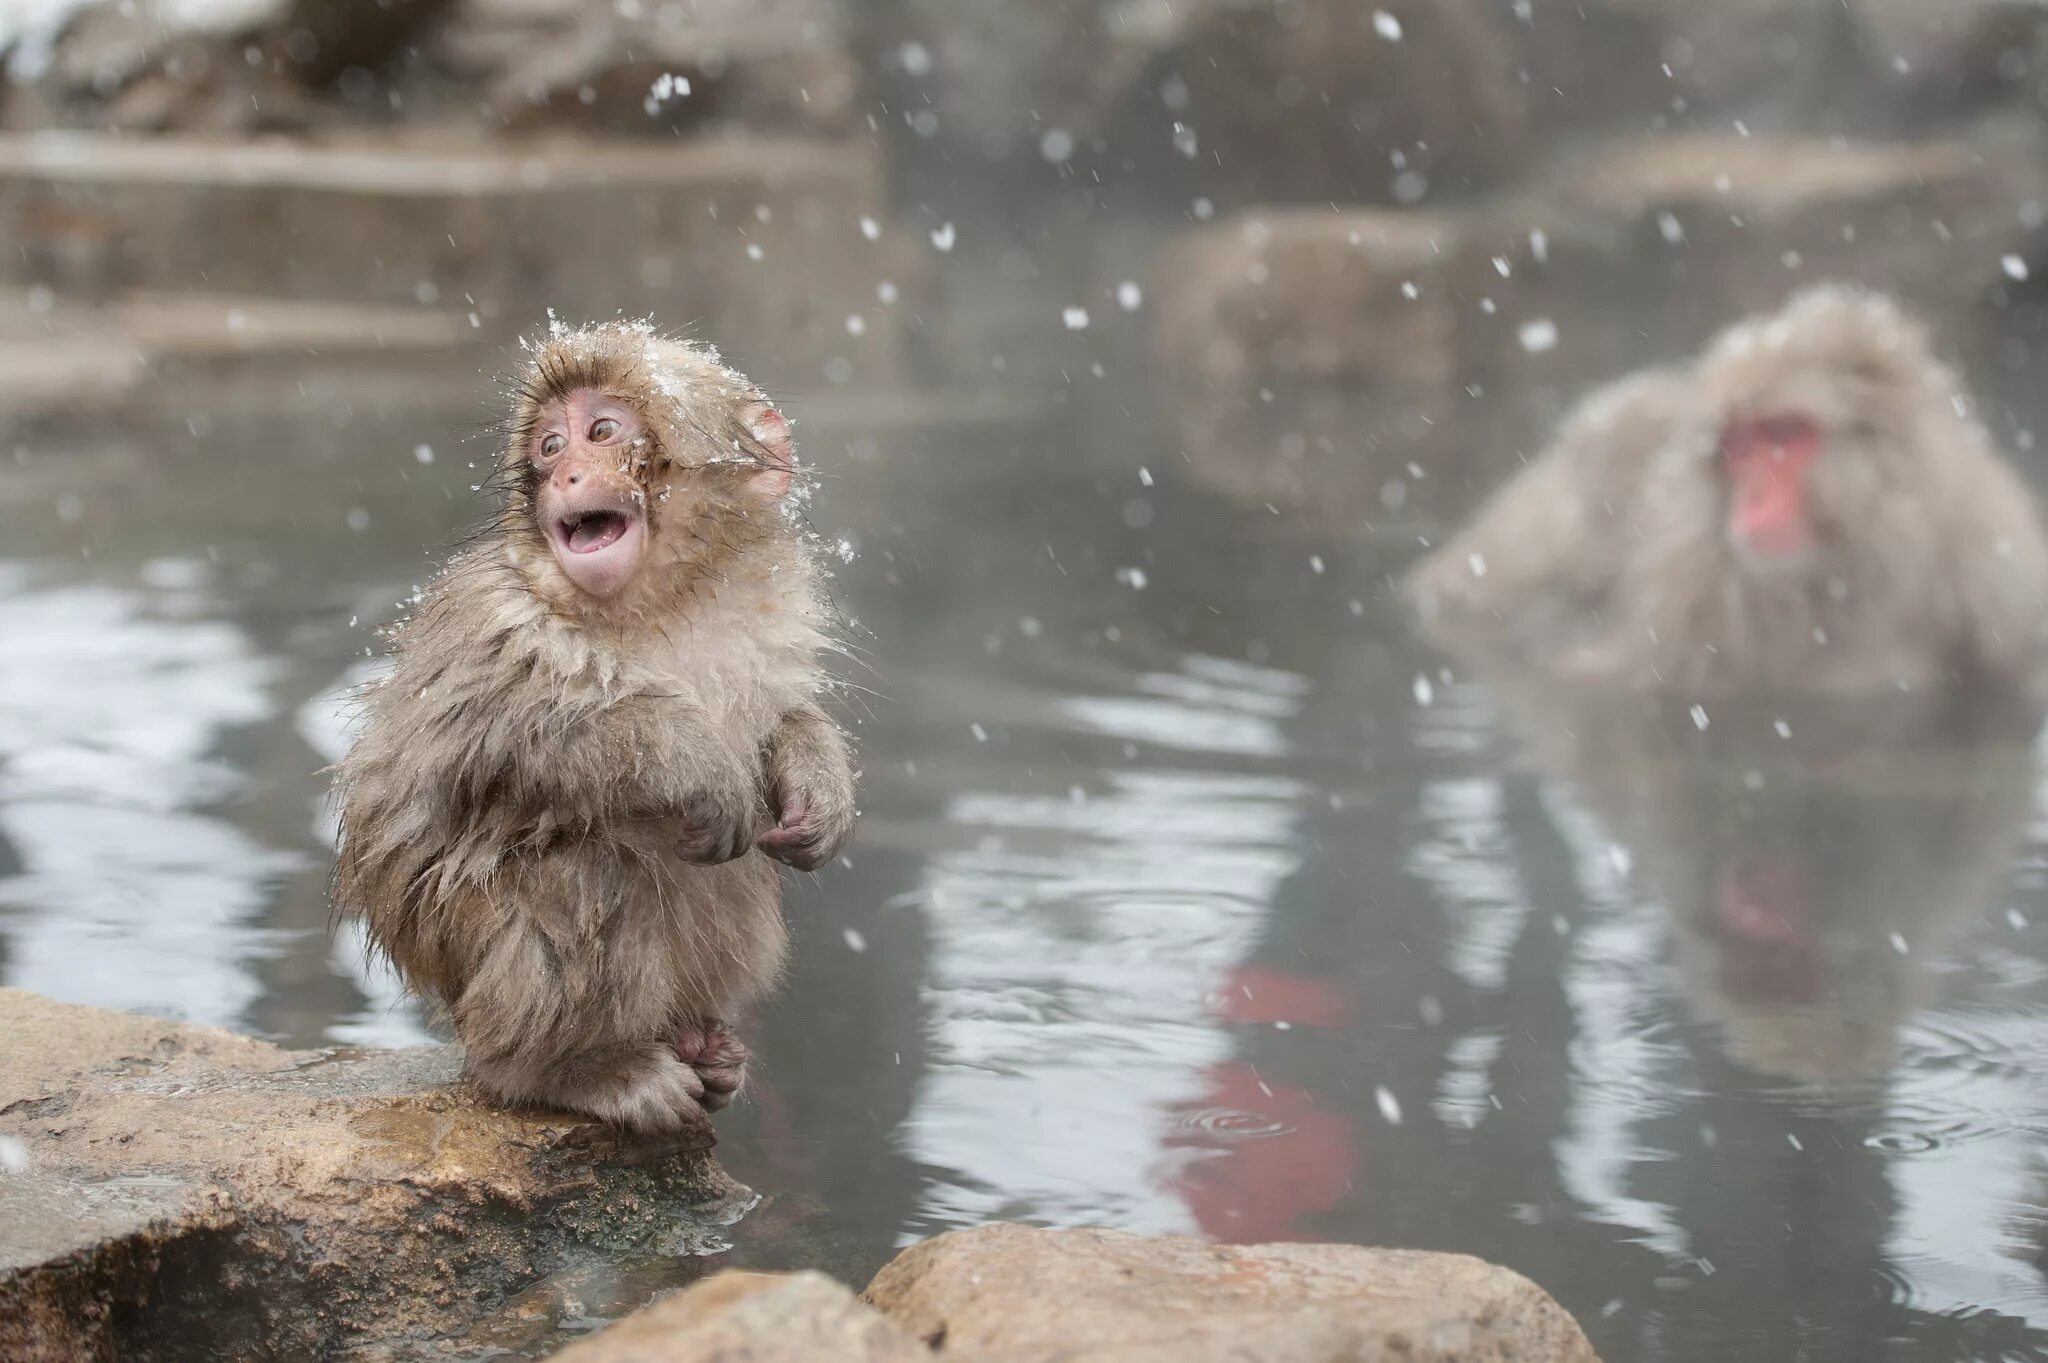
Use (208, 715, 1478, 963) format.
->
(1720, 412, 1822, 563)
(530, 388, 649, 599)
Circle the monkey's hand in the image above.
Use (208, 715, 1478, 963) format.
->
(756, 790, 853, 872)
(758, 706, 857, 872)
(675, 789, 771, 865)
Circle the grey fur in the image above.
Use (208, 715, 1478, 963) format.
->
(1405, 285, 2048, 697)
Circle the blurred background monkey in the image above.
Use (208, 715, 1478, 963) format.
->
(1407, 285, 2048, 700)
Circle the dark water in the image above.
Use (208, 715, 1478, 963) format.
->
(3, 360, 2046, 1363)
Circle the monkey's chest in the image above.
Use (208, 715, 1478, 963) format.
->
(643, 641, 811, 733)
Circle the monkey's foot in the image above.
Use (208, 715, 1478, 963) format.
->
(470, 1044, 712, 1138)
(674, 1018, 748, 1111)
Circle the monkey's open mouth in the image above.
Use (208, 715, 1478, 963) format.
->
(558, 509, 636, 554)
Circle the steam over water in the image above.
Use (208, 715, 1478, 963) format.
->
(2, 370, 2045, 1362)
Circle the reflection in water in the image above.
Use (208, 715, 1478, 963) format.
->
(901, 652, 1306, 1239)
(1473, 668, 2048, 1330)
(0, 560, 301, 1030)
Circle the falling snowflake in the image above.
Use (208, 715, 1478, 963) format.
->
(643, 72, 691, 117)
(1517, 317, 1559, 353)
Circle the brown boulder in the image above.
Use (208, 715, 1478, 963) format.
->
(447, 0, 863, 139)
(551, 1271, 927, 1363)
(0, 131, 915, 389)
(2, 0, 456, 135)
(1847, 0, 2048, 116)
(1151, 207, 1461, 523)
(865, 1223, 1600, 1363)
(0, 988, 738, 1363)
(871, 0, 1524, 206)
(1151, 125, 2048, 529)
(1099, 0, 1528, 205)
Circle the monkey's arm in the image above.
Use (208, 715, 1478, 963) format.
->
(1402, 371, 1677, 651)
(1950, 461, 2048, 697)
(756, 703, 858, 872)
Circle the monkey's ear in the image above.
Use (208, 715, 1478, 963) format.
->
(745, 402, 794, 498)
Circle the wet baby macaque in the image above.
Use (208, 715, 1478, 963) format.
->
(333, 322, 857, 1135)
(1406, 285, 2048, 696)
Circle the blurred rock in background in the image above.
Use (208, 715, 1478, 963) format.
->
(4, 0, 2048, 524)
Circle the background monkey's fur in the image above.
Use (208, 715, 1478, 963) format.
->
(1405, 286, 2048, 697)
(333, 322, 857, 1134)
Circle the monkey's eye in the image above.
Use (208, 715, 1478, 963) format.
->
(589, 418, 619, 442)
(539, 433, 566, 459)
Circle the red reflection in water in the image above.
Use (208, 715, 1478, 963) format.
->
(1212, 964, 1351, 1028)
(1716, 857, 1821, 1004)
(1165, 1061, 1356, 1242)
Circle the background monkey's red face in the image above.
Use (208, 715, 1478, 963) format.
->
(1721, 412, 1823, 559)
(529, 386, 649, 599)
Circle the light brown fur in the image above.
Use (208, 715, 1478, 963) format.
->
(1405, 285, 2048, 696)
(333, 321, 857, 1134)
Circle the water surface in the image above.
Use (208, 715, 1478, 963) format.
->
(2, 361, 2044, 1362)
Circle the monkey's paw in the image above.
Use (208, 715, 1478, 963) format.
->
(577, 1052, 714, 1136)
(674, 1018, 748, 1111)
(675, 791, 763, 865)
(756, 793, 853, 872)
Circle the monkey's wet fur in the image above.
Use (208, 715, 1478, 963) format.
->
(334, 321, 857, 1135)
(1406, 284, 2048, 700)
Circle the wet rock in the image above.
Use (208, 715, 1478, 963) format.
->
(1533, 126, 2048, 327)
(550, 1270, 927, 1363)
(0, 131, 914, 389)
(1848, 1, 2048, 118)
(877, 0, 1525, 209)
(1091, 0, 1528, 207)
(0, 988, 740, 1363)
(0, 287, 480, 427)
(1512, 0, 1850, 138)
(2, 0, 457, 135)
(865, 1223, 1600, 1363)
(1152, 126, 2048, 528)
(447, 0, 861, 139)
(1150, 208, 1461, 523)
